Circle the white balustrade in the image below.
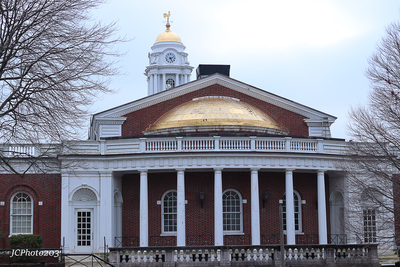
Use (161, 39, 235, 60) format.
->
(6, 136, 348, 157)
(109, 244, 378, 266)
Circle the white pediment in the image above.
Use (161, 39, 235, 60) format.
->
(90, 74, 337, 139)
(93, 74, 336, 120)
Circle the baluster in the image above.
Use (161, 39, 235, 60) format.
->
(180, 250, 185, 262)
(287, 248, 293, 260)
(263, 248, 268, 261)
(174, 250, 178, 262)
(247, 249, 252, 261)
(139, 250, 145, 263)
(293, 248, 298, 260)
(121, 250, 127, 263)
(210, 249, 215, 261)
(188, 250, 193, 262)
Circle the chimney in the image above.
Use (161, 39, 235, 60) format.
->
(196, 64, 230, 80)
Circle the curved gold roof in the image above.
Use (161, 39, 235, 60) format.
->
(155, 19, 182, 43)
(146, 97, 284, 133)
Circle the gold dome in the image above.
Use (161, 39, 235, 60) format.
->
(145, 97, 285, 134)
(155, 30, 182, 43)
(155, 17, 182, 43)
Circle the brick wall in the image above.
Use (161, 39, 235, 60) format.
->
(121, 170, 326, 246)
(0, 174, 61, 249)
(122, 85, 308, 137)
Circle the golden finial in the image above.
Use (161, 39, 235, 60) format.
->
(163, 11, 171, 32)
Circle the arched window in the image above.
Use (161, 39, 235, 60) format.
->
(162, 190, 177, 233)
(283, 191, 302, 232)
(11, 192, 33, 235)
(166, 78, 175, 89)
(223, 189, 242, 232)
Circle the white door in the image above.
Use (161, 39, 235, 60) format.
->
(75, 209, 93, 252)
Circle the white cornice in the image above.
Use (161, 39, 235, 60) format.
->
(60, 152, 343, 173)
(93, 74, 337, 121)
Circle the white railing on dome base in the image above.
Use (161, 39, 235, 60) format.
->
(136, 136, 345, 155)
(109, 244, 380, 267)
(3, 136, 348, 157)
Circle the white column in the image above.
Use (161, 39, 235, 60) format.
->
(318, 170, 328, 244)
(99, 171, 114, 250)
(61, 174, 70, 252)
(251, 169, 261, 245)
(285, 169, 296, 245)
(187, 74, 191, 83)
(139, 170, 148, 247)
(177, 169, 186, 246)
(214, 168, 223, 246)
(175, 73, 180, 87)
(162, 73, 166, 91)
(153, 74, 158, 93)
(149, 74, 154, 95)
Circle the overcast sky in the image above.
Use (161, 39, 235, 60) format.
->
(89, 0, 400, 140)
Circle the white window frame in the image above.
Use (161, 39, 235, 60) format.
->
(161, 190, 177, 235)
(363, 208, 377, 243)
(283, 190, 302, 233)
(10, 192, 33, 235)
(222, 189, 243, 234)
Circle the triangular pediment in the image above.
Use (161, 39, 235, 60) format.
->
(93, 74, 336, 120)
(90, 74, 336, 139)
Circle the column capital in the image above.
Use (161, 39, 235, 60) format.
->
(176, 168, 186, 172)
(317, 170, 327, 174)
(285, 168, 295, 173)
(214, 168, 223, 172)
(250, 168, 260, 172)
(138, 169, 148, 173)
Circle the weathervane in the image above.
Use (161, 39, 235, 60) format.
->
(163, 11, 172, 32)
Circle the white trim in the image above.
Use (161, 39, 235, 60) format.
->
(222, 189, 243, 234)
(161, 190, 178, 235)
(91, 74, 336, 123)
(10, 192, 33, 235)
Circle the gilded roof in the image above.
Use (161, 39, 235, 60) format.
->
(155, 12, 182, 43)
(146, 97, 283, 133)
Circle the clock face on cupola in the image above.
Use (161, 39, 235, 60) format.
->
(145, 11, 193, 96)
(165, 52, 176, 64)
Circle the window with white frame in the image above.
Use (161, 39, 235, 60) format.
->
(361, 188, 381, 243)
(162, 190, 177, 233)
(223, 189, 242, 232)
(363, 208, 377, 243)
(282, 191, 302, 232)
(11, 192, 33, 234)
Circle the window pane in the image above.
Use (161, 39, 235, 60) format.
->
(11, 193, 32, 234)
(163, 191, 177, 233)
(223, 190, 241, 232)
(283, 192, 301, 232)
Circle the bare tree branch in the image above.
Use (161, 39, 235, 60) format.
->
(0, 0, 122, 175)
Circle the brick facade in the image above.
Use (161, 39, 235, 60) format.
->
(121, 170, 327, 246)
(0, 174, 61, 249)
(122, 84, 309, 137)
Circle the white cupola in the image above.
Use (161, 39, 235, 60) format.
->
(145, 12, 193, 95)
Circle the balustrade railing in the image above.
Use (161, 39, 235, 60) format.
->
(4, 136, 347, 156)
(109, 244, 379, 266)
